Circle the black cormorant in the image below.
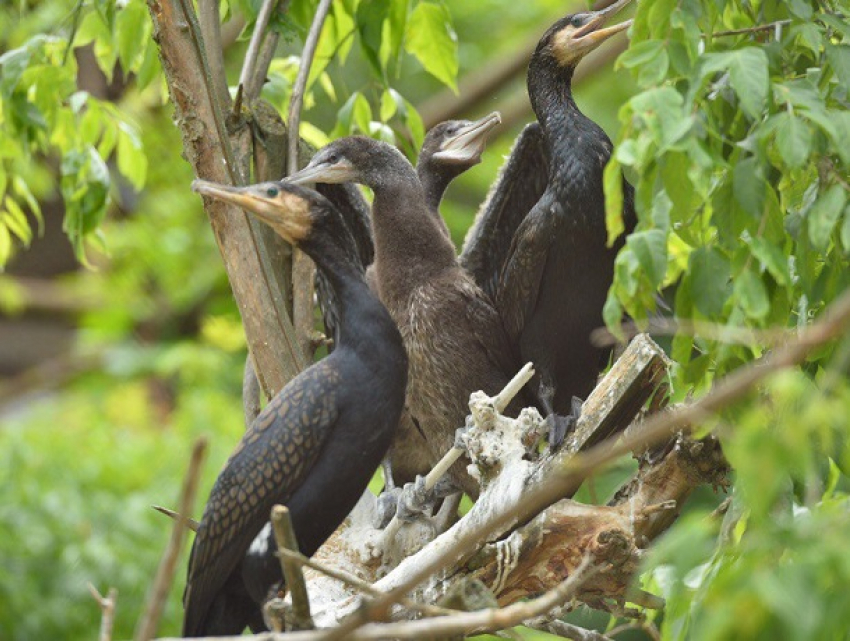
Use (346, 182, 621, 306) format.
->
(288, 138, 535, 498)
(492, 0, 635, 444)
(184, 180, 407, 636)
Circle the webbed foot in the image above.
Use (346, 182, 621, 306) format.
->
(397, 475, 459, 522)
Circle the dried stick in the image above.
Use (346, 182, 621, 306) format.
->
(135, 437, 208, 641)
(88, 584, 118, 641)
(198, 0, 230, 112)
(154, 556, 597, 640)
(326, 286, 850, 640)
(711, 19, 791, 38)
(152, 505, 200, 532)
(246, 0, 294, 101)
(272, 505, 314, 630)
(524, 617, 613, 641)
(277, 547, 457, 618)
(591, 317, 789, 348)
(239, 0, 280, 97)
(285, 0, 332, 360)
(430, 362, 535, 491)
(286, 0, 332, 176)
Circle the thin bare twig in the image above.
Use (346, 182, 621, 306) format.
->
(239, 0, 280, 98)
(152, 505, 200, 532)
(272, 505, 314, 630)
(286, 0, 332, 176)
(590, 316, 790, 348)
(524, 617, 613, 641)
(135, 438, 208, 641)
(324, 286, 850, 640)
(710, 19, 791, 37)
(88, 584, 118, 641)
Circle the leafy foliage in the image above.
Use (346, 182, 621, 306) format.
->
(606, 0, 850, 390)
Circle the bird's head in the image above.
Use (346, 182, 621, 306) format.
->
(192, 179, 329, 246)
(538, 0, 633, 70)
(287, 136, 411, 191)
(423, 111, 502, 168)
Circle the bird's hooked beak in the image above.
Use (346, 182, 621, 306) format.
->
(554, 0, 633, 66)
(191, 179, 312, 244)
(287, 156, 356, 186)
(432, 112, 502, 165)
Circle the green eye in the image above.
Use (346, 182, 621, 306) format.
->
(266, 187, 279, 197)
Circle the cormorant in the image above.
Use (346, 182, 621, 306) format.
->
(417, 112, 502, 236)
(488, 1, 635, 444)
(184, 180, 407, 636)
(317, 113, 501, 346)
(288, 137, 535, 498)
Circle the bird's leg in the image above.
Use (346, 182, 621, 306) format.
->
(396, 474, 460, 522)
(538, 377, 582, 450)
(374, 459, 402, 529)
(432, 491, 462, 533)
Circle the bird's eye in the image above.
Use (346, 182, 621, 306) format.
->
(325, 153, 339, 165)
(266, 187, 279, 197)
(571, 15, 584, 27)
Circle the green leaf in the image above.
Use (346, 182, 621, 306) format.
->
(626, 229, 667, 288)
(117, 124, 147, 191)
(115, 1, 147, 72)
(627, 87, 690, 151)
(617, 40, 664, 69)
(0, 46, 32, 98)
(748, 237, 789, 285)
(808, 184, 847, 250)
(0, 222, 10, 265)
(689, 247, 730, 317)
(732, 157, 766, 218)
(404, 1, 458, 92)
(840, 207, 850, 254)
(829, 110, 850, 167)
(352, 93, 372, 135)
(728, 48, 769, 120)
(774, 113, 811, 169)
(602, 292, 624, 342)
(734, 269, 769, 320)
(603, 157, 624, 246)
(826, 45, 850, 92)
(380, 89, 398, 121)
(356, 0, 390, 77)
(3, 199, 32, 245)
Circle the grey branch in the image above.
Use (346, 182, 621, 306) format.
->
(198, 0, 230, 112)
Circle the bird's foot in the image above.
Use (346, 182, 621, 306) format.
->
(374, 486, 403, 529)
(397, 475, 458, 522)
(547, 396, 583, 450)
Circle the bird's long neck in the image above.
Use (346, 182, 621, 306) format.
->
(417, 161, 453, 214)
(528, 61, 609, 183)
(368, 162, 458, 304)
(303, 232, 389, 350)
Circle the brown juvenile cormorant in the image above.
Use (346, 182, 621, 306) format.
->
(184, 180, 407, 636)
(493, 1, 635, 444)
(417, 112, 502, 236)
(288, 137, 535, 498)
(318, 113, 501, 346)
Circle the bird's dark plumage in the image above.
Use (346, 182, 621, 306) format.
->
(184, 180, 407, 636)
(489, 2, 635, 438)
(289, 137, 534, 497)
(460, 122, 551, 302)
